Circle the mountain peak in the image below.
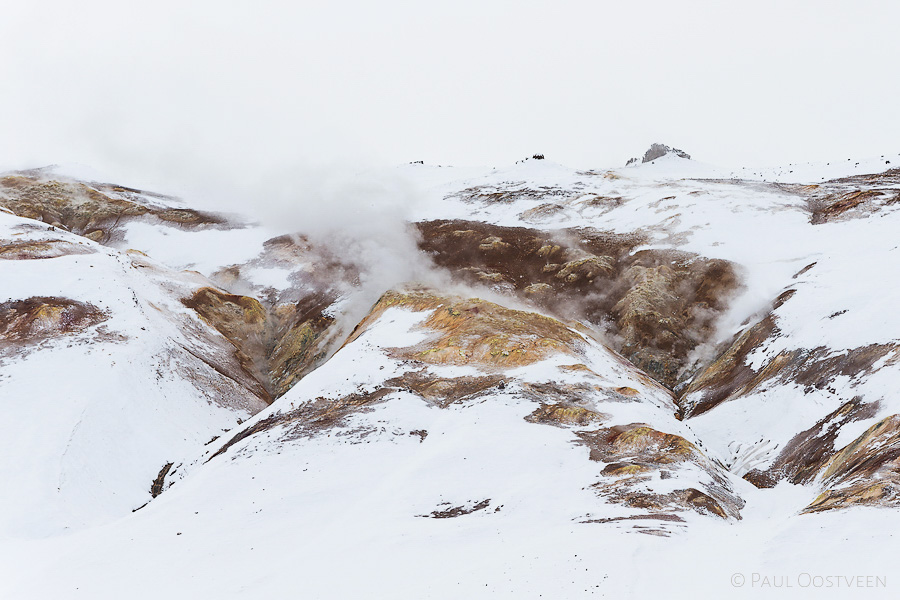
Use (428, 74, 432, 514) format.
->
(626, 143, 692, 166)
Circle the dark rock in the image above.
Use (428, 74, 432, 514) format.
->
(642, 143, 691, 163)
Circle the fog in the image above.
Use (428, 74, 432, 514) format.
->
(2, 0, 899, 192)
(3, 0, 898, 353)
(243, 165, 444, 335)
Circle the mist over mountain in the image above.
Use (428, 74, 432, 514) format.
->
(2, 146, 899, 597)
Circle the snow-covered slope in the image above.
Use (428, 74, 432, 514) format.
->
(2, 153, 899, 598)
(0, 209, 267, 539)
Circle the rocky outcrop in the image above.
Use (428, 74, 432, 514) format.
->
(681, 316, 896, 419)
(625, 144, 691, 165)
(446, 185, 570, 206)
(643, 143, 691, 163)
(519, 203, 568, 223)
(205, 288, 741, 529)
(678, 313, 780, 417)
(9, 153, 900, 582)
(182, 287, 334, 402)
(525, 403, 608, 427)
(576, 424, 743, 521)
(0, 174, 225, 244)
(416, 220, 740, 388)
(679, 283, 900, 505)
(790, 168, 900, 224)
(745, 397, 883, 487)
(0, 296, 107, 344)
(342, 289, 585, 370)
(0, 238, 94, 260)
(803, 415, 900, 512)
(391, 371, 508, 408)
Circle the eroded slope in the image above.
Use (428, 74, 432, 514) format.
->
(416, 220, 740, 389)
(193, 288, 745, 532)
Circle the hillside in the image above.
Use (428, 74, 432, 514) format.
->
(2, 149, 899, 598)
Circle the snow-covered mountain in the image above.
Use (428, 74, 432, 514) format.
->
(2, 149, 899, 598)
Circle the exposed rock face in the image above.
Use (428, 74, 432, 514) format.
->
(0, 174, 225, 243)
(793, 168, 900, 224)
(611, 258, 736, 387)
(175, 231, 366, 405)
(642, 143, 691, 163)
(678, 313, 781, 417)
(0, 173, 371, 406)
(8, 155, 900, 597)
(389, 371, 508, 408)
(343, 289, 585, 369)
(182, 287, 334, 402)
(804, 415, 900, 512)
(579, 423, 743, 520)
(416, 220, 740, 388)
(208, 288, 742, 528)
(679, 280, 900, 504)
(446, 185, 570, 205)
(681, 312, 896, 419)
(0, 297, 107, 344)
(750, 397, 883, 487)
(0, 238, 94, 260)
(208, 387, 398, 460)
(519, 203, 568, 223)
(525, 402, 608, 427)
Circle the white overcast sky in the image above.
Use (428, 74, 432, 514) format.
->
(1, 0, 898, 189)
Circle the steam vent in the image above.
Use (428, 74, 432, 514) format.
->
(4, 154, 900, 596)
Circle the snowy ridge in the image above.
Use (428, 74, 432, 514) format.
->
(2, 153, 900, 598)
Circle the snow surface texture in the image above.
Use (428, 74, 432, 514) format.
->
(2, 153, 900, 599)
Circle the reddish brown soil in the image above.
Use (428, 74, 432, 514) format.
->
(0, 296, 108, 342)
(0, 175, 227, 244)
(182, 287, 335, 403)
(416, 219, 741, 389)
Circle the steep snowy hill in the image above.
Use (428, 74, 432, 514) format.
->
(1, 152, 899, 598)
